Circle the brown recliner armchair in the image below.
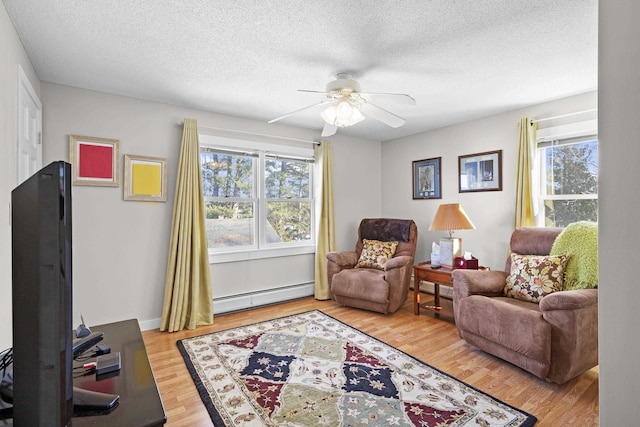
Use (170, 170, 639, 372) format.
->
(452, 227, 598, 384)
(327, 218, 418, 314)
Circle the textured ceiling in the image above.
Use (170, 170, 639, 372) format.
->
(3, 0, 597, 141)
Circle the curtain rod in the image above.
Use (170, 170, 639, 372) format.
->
(534, 108, 597, 124)
(178, 122, 321, 145)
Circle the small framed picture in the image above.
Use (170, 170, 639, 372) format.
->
(459, 150, 502, 192)
(123, 154, 168, 202)
(69, 135, 120, 187)
(412, 157, 442, 199)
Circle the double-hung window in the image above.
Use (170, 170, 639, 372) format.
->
(200, 135, 315, 257)
(537, 134, 598, 227)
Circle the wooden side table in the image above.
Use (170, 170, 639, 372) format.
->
(413, 262, 455, 318)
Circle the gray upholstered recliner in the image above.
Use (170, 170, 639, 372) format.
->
(452, 227, 598, 384)
(326, 218, 418, 314)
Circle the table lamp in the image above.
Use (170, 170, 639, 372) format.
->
(429, 203, 475, 267)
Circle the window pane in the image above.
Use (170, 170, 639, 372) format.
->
(266, 201, 312, 243)
(544, 199, 598, 228)
(265, 158, 310, 198)
(541, 138, 598, 227)
(204, 201, 255, 248)
(544, 140, 598, 196)
(201, 151, 254, 198)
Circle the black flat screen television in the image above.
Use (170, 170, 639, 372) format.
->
(11, 161, 73, 425)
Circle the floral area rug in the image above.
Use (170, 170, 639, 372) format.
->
(177, 310, 536, 426)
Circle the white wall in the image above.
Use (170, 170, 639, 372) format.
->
(381, 91, 597, 270)
(40, 82, 381, 330)
(599, 2, 640, 424)
(331, 134, 383, 251)
(0, 4, 41, 349)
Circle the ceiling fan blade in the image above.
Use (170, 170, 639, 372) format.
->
(359, 100, 406, 128)
(321, 122, 337, 137)
(359, 92, 416, 105)
(297, 89, 329, 95)
(268, 99, 334, 124)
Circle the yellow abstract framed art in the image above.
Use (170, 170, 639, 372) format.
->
(123, 154, 168, 202)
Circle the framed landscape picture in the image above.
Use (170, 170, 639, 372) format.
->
(412, 157, 442, 199)
(458, 149, 502, 192)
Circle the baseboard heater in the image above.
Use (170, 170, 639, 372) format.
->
(213, 282, 315, 315)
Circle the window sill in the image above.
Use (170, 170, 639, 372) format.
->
(209, 245, 315, 264)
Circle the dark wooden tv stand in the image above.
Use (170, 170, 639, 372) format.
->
(73, 319, 166, 426)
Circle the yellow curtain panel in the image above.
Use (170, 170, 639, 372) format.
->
(160, 118, 213, 332)
(314, 141, 336, 300)
(514, 117, 538, 228)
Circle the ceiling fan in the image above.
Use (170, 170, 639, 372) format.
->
(268, 72, 416, 137)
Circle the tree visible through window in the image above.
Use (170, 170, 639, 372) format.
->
(539, 137, 598, 227)
(265, 156, 312, 243)
(201, 149, 255, 248)
(201, 147, 314, 251)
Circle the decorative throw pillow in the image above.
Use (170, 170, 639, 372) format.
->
(356, 239, 399, 270)
(503, 253, 569, 303)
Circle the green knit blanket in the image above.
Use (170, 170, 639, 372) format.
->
(550, 221, 598, 290)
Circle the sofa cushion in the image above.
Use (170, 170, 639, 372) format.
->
(356, 239, 398, 270)
(504, 253, 569, 303)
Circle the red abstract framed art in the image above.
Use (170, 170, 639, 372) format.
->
(69, 135, 120, 187)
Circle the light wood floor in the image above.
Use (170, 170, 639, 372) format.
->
(142, 294, 599, 426)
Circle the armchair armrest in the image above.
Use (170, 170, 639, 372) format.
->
(539, 288, 598, 312)
(383, 255, 413, 288)
(451, 269, 508, 299)
(326, 251, 358, 268)
(326, 251, 358, 287)
(384, 255, 415, 313)
(539, 288, 598, 384)
(383, 255, 412, 271)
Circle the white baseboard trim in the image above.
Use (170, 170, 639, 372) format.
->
(139, 318, 162, 331)
(138, 282, 315, 332)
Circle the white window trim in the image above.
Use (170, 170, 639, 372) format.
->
(535, 119, 598, 227)
(200, 133, 316, 263)
(536, 119, 597, 142)
(210, 245, 315, 264)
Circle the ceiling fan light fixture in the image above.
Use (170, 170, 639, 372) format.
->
(321, 99, 365, 128)
(320, 105, 337, 124)
(269, 73, 412, 133)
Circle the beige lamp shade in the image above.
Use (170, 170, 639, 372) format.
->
(428, 203, 475, 238)
(429, 203, 475, 267)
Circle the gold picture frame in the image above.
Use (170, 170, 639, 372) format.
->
(69, 135, 120, 187)
(123, 154, 168, 202)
